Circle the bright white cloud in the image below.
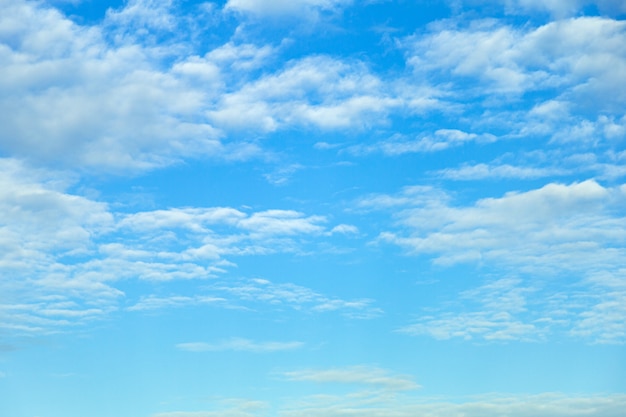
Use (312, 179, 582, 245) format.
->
(374, 180, 626, 274)
(404, 17, 626, 112)
(208, 55, 401, 131)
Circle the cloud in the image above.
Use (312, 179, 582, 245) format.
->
(435, 163, 568, 180)
(403, 17, 626, 112)
(374, 180, 626, 274)
(0, 0, 232, 172)
(346, 130, 496, 156)
(176, 338, 304, 352)
(398, 278, 543, 341)
(278, 393, 626, 417)
(0, 158, 356, 337)
(283, 366, 420, 391)
(224, 0, 353, 20)
(569, 269, 626, 344)
(154, 393, 626, 417)
(498, 0, 626, 17)
(207, 55, 401, 131)
(365, 180, 626, 343)
(206, 278, 382, 318)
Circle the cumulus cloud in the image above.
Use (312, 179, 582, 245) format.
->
(404, 17, 626, 112)
(373, 180, 626, 274)
(207, 55, 401, 131)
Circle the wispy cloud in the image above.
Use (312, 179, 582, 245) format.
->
(278, 393, 626, 417)
(208, 278, 383, 318)
(346, 130, 496, 156)
(176, 338, 304, 353)
(283, 366, 420, 391)
(0, 158, 357, 337)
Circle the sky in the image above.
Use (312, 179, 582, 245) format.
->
(1, 0, 626, 416)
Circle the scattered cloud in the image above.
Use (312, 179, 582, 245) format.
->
(398, 278, 542, 341)
(366, 181, 626, 343)
(208, 278, 383, 318)
(0, 158, 356, 337)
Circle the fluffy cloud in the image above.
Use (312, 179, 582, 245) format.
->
(373, 180, 626, 273)
(404, 17, 626, 112)
(0, 0, 227, 172)
(208, 55, 401, 131)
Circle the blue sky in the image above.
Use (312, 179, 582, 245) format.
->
(1, 0, 626, 416)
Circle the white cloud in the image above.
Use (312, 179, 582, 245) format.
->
(499, 0, 626, 17)
(153, 393, 626, 417)
(0, 159, 355, 336)
(283, 366, 420, 391)
(176, 338, 304, 352)
(375, 180, 626, 274)
(278, 393, 626, 417)
(207, 278, 382, 318)
(104, 0, 178, 33)
(367, 180, 626, 343)
(224, 0, 353, 20)
(347, 130, 496, 156)
(435, 163, 568, 180)
(569, 270, 626, 344)
(399, 278, 543, 341)
(404, 17, 626, 112)
(0, 0, 230, 172)
(207, 56, 401, 131)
